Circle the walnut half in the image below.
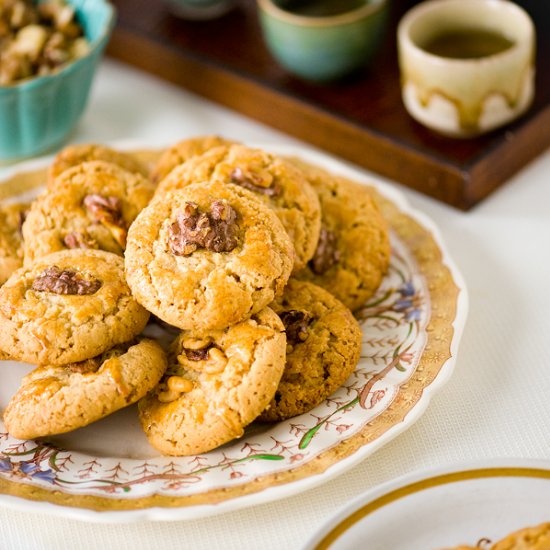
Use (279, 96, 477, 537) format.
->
(31, 265, 101, 295)
(168, 200, 239, 256)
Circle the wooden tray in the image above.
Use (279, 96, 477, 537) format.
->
(107, 0, 550, 210)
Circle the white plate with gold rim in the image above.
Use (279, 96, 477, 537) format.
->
(304, 459, 550, 550)
(0, 143, 468, 522)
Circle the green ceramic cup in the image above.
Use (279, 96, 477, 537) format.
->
(165, 0, 236, 20)
(0, 0, 115, 161)
(257, 0, 388, 82)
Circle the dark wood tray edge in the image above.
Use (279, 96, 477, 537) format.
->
(107, 27, 549, 210)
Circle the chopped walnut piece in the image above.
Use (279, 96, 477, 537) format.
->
(229, 167, 280, 197)
(31, 265, 101, 295)
(0, 0, 88, 85)
(83, 194, 127, 248)
(184, 347, 211, 361)
(158, 376, 194, 403)
(83, 194, 123, 226)
(309, 227, 340, 275)
(63, 231, 97, 250)
(178, 344, 227, 374)
(65, 357, 100, 374)
(279, 310, 315, 347)
(168, 200, 239, 256)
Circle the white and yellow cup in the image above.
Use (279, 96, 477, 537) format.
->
(397, 0, 535, 137)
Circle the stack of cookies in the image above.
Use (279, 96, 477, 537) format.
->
(0, 137, 390, 457)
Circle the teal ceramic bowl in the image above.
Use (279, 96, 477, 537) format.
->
(257, 0, 388, 82)
(0, 0, 115, 161)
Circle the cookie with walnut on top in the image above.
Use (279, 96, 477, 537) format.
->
(23, 161, 155, 265)
(292, 159, 391, 312)
(125, 180, 294, 332)
(260, 279, 362, 422)
(139, 307, 285, 456)
(153, 144, 321, 272)
(0, 249, 149, 366)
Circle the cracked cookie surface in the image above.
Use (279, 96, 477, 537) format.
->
(292, 160, 391, 311)
(153, 145, 321, 272)
(47, 143, 150, 187)
(0, 249, 150, 365)
(260, 279, 362, 422)
(151, 135, 236, 184)
(138, 307, 285, 456)
(23, 161, 155, 265)
(125, 180, 294, 331)
(4, 338, 167, 439)
(0, 202, 29, 285)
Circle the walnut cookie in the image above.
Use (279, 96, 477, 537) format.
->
(0, 249, 149, 366)
(444, 521, 550, 550)
(0, 202, 29, 285)
(292, 159, 391, 312)
(139, 307, 286, 456)
(4, 339, 167, 440)
(23, 161, 155, 265)
(125, 180, 294, 331)
(47, 143, 150, 187)
(259, 279, 362, 422)
(151, 135, 236, 184)
(153, 144, 321, 272)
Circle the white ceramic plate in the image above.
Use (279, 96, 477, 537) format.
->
(304, 459, 550, 550)
(0, 143, 468, 522)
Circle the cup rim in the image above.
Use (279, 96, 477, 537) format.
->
(257, 0, 386, 27)
(0, 0, 116, 92)
(397, 0, 534, 66)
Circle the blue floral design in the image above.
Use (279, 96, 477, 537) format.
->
(0, 456, 56, 483)
(394, 282, 421, 321)
(398, 281, 415, 297)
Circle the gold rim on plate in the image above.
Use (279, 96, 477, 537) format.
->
(314, 465, 550, 549)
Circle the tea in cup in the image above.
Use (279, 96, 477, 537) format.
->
(397, 0, 535, 137)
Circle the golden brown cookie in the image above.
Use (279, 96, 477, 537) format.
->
(151, 135, 236, 184)
(0, 249, 149, 366)
(23, 161, 155, 265)
(138, 307, 286, 456)
(125, 181, 294, 331)
(292, 160, 391, 311)
(445, 522, 550, 550)
(492, 522, 550, 550)
(153, 145, 321, 271)
(4, 339, 167, 439)
(47, 144, 149, 187)
(0, 202, 29, 285)
(260, 279, 362, 422)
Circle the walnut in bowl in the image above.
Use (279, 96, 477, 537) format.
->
(0, 0, 115, 161)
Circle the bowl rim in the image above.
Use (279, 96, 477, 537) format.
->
(0, 0, 116, 93)
(257, 0, 387, 28)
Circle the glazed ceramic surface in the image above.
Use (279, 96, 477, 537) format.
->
(0, 143, 467, 522)
(0, 0, 115, 161)
(257, 0, 387, 81)
(305, 459, 550, 550)
(165, 0, 235, 20)
(398, 0, 535, 137)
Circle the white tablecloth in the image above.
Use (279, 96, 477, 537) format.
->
(1, 59, 549, 550)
